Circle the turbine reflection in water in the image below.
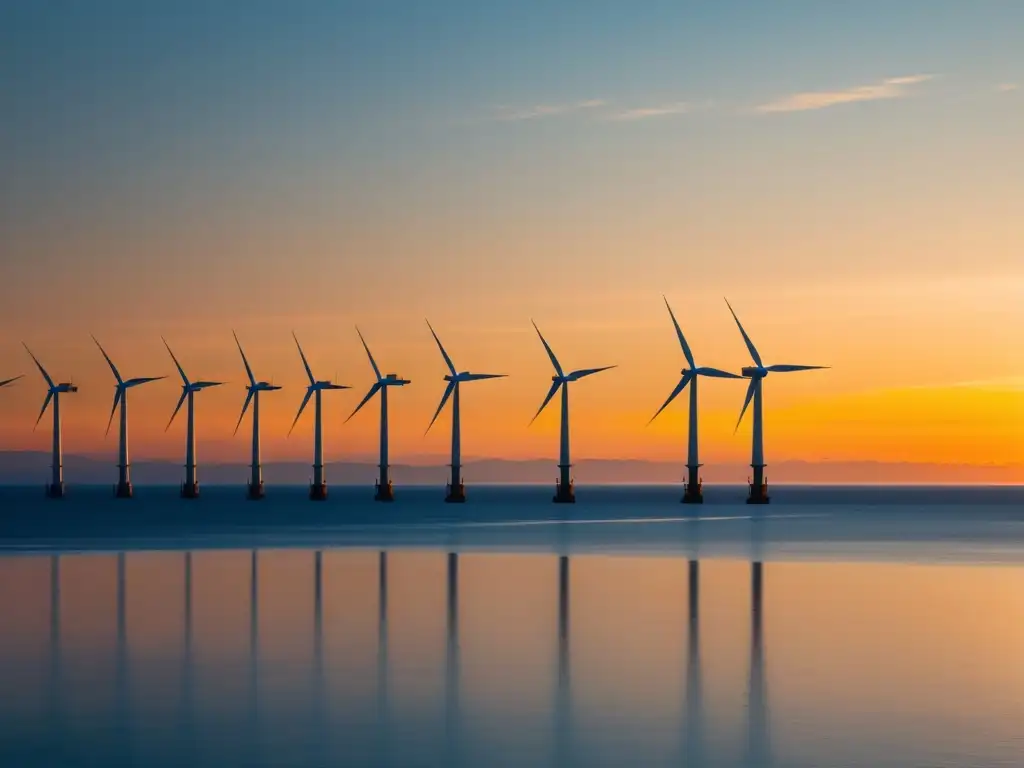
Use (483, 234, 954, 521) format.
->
(7, 546, 1022, 768)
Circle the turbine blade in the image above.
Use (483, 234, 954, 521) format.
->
(0, 375, 23, 388)
(292, 332, 315, 385)
(735, 379, 757, 434)
(531, 321, 563, 377)
(289, 387, 314, 436)
(162, 337, 189, 386)
(345, 381, 382, 423)
(648, 372, 692, 425)
(765, 364, 829, 373)
(426, 319, 457, 375)
(324, 383, 351, 390)
(696, 366, 745, 379)
(193, 381, 224, 389)
(125, 376, 166, 387)
(355, 327, 382, 381)
(22, 344, 54, 388)
(570, 365, 616, 380)
(461, 373, 507, 381)
(663, 296, 696, 369)
(234, 389, 254, 435)
(530, 380, 562, 425)
(106, 390, 122, 436)
(166, 391, 188, 431)
(724, 299, 763, 368)
(92, 336, 123, 385)
(34, 392, 53, 430)
(233, 331, 256, 387)
(425, 380, 456, 435)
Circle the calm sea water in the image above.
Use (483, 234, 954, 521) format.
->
(0, 485, 1022, 766)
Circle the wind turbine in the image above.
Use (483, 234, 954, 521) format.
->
(233, 332, 281, 500)
(725, 299, 827, 504)
(288, 332, 350, 501)
(530, 321, 615, 503)
(23, 344, 78, 498)
(345, 327, 410, 502)
(164, 339, 223, 499)
(93, 337, 165, 499)
(649, 297, 743, 504)
(424, 320, 506, 503)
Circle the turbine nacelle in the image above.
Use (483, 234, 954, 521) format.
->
(347, 327, 409, 424)
(725, 299, 828, 433)
(648, 298, 747, 426)
(530, 321, 614, 424)
(56, 383, 77, 394)
(163, 339, 223, 431)
(424, 320, 506, 434)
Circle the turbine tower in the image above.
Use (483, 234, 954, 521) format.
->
(530, 321, 614, 504)
(93, 337, 164, 499)
(424, 320, 506, 503)
(725, 299, 827, 504)
(164, 339, 223, 499)
(233, 332, 282, 500)
(24, 345, 78, 498)
(345, 327, 410, 502)
(288, 332, 350, 501)
(649, 297, 743, 504)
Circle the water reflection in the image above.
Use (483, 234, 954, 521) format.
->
(446, 552, 460, 763)
(747, 560, 769, 768)
(1, 548, 1022, 767)
(685, 558, 701, 764)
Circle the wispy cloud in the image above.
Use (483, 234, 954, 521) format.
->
(491, 99, 607, 121)
(995, 82, 1018, 93)
(607, 102, 693, 121)
(755, 74, 934, 114)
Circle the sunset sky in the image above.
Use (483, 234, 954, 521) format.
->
(1, 1, 1022, 475)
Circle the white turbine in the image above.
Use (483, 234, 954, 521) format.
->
(164, 339, 223, 499)
(530, 321, 615, 503)
(93, 336, 165, 499)
(23, 345, 77, 498)
(345, 327, 410, 501)
(424, 320, 506, 502)
(649, 297, 743, 503)
(289, 332, 350, 501)
(233, 331, 281, 500)
(725, 298, 828, 504)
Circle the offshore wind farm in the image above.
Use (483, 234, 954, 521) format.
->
(5, 298, 827, 502)
(3, 3, 1024, 768)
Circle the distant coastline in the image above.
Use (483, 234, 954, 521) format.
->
(0, 451, 1018, 486)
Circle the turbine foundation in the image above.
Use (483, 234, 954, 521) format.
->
(309, 482, 328, 501)
(115, 480, 133, 499)
(747, 465, 770, 505)
(682, 465, 703, 504)
(181, 482, 200, 499)
(375, 479, 394, 502)
(445, 482, 466, 503)
(247, 481, 265, 501)
(554, 464, 575, 503)
(553, 481, 575, 504)
(46, 483, 65, 499)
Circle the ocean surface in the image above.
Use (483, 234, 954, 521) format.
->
(0, 485, 1022, 766)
